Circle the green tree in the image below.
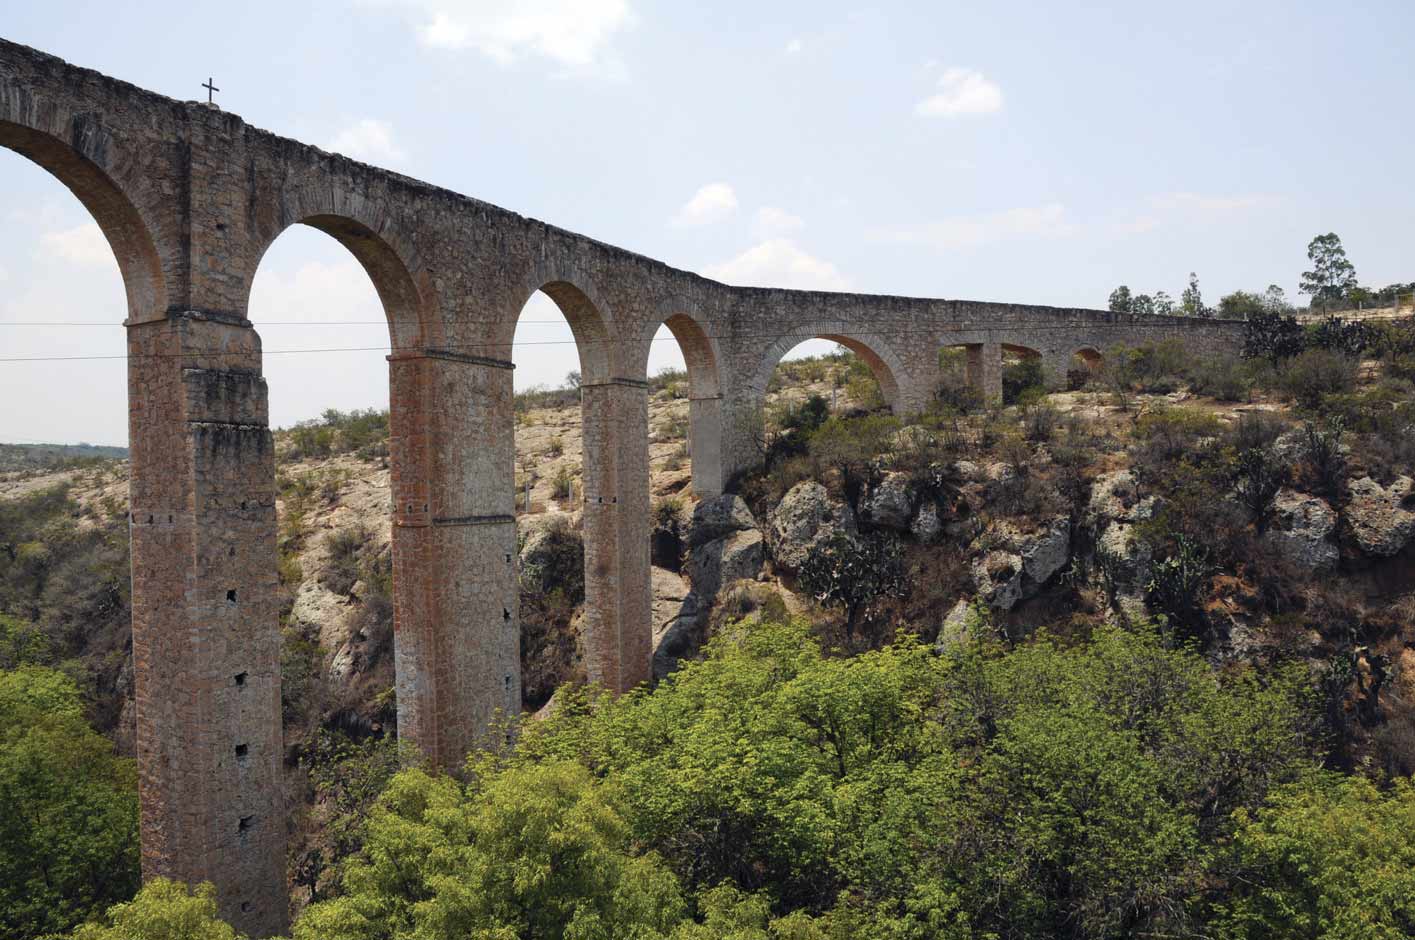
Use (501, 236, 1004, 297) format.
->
(294, 762, 686, 940)
(1300, 233, 1358, 309)
(1218, 775, 1415, 940)
(1219, 290, 1266, 319)
(1131, 293, 1155, 316)
(71, 880, 241, 940)
(1181, 272, 1210, 317)
(1262, 284, 1292, 314)
(1108, 285, 1133, 314)
(0, 665, 140, 939)
(1154, 290, 1176, 316)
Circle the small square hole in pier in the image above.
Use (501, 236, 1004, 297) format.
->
(235, 743, 249, 759)
(234, 672, 248, 686)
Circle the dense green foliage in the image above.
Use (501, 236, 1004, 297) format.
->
(71, 880, 240, 940)
(0, 665, 140, 939)
(289, 618, 1336, 939)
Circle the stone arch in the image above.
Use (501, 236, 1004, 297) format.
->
(752, 329, 904, 409)
(636, 311, 725, 497)
(0, 119, 166, 320)
(242, 188, 433, 351)
(1074, 346, 1103, 368)
(1001, 341, 1043, 360)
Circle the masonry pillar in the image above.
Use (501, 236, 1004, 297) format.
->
(580, 379, 654, 691)
(967, 341, 1003, 403)
(127, 313, 286, 939)
(388, 349, 520, 770)
(688, 394, 724, 498)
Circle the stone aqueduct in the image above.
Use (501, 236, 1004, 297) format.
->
(1, 39, 1243, 936)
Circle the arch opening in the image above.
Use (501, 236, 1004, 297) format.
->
(0, 119, 166, 321)
(637, 312, 723, 503)
(1000, 342, 1046, 405)
(509, 283, 621, 711)
(1069, 347, 1104, 390)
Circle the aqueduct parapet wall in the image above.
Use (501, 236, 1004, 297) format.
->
(0, 38, 1244, 936)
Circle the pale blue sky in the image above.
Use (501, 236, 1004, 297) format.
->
(2, 1, 1411, 444)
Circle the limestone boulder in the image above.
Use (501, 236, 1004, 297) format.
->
(911, 502, 943, 543)
(687, 529, 765, 602)
(767, 481, 856, 572)
(1096, 521, 1154, 596)
(1089, 469, 1141, 522)
(861, 472, 916, 531)
(1261, 489, 1338, 573)
(972, 516, 1072, 611)
(1346, 476, 1415, 557)
(688, 493, 757, 548)
(936, 598, 975, 652)
(973, 551, 1025, 611)
(653, 593, 706, 680)
(519, 517, 585, 596)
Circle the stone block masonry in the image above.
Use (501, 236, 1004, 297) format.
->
(0, 37, 1244, 937)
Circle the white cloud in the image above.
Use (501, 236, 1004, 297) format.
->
(703, 239, 850, 292)
(380, 0, 634, 71)
(1112, 192, 1279, 234)
(1146, 192, 1276, 213)
(672, 182, 739, 227)
(875, 203, 1072, 250)
(915, 67, 1003, 118)
(329, 119, 408, 166)
(0, 264, 8, 284)
(39, 223, 114, 266)
(785, 38, 803, 54)
(753, 206, 805, 238)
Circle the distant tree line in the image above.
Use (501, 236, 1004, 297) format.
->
(1108, 232, 1412, 319)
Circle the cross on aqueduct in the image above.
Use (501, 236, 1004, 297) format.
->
(0, 40, 1242, 937)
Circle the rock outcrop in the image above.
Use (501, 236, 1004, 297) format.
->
(1261, 489, 1338, 573)
(1346, 476, 1415, 557)
(767, 481, 857, 572)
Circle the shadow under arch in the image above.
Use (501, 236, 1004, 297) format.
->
(752, 330, 905, 410)
(0, 119, 166, 320)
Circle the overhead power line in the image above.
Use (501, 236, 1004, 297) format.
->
(0, 318, 1220, 364)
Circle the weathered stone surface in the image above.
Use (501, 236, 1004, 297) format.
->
(937, 598, 974, 651)
(973, 551, 1025, 610)
(687, 529, 765, 601)
(767, 482, 857, 572)
(688, 493, 756, 547)
(861, 472, 916, 530)
(1261, 489, 1338, 573)
(973, 517, 1071, 610)
(1346, 476, 1415, 557)
(1097, 521, 1154, 595)
(911, 501, 943, 543)
(0, 37, 1246, 937)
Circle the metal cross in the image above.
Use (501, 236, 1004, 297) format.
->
(202, 77, 219, 104)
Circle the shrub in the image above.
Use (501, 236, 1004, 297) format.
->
(1242, 310, 1306, 362)
(1022, 400, 1059, 442)
(1301, 418, 1346, 501)
(797, 530, 906, 641)
(1234, 444, 1288, 533)
(321, 526, 367, 596)
(72, 879, 239, 940)
(550, 463, 575, 501)
(651, 497, 686, 571)
(546, 435, 564, 457)
(1277, 348, 1358, 410)
(1190, 354, 1255, 401)
(1307, 315, 1371, 357)
(1145, 532, 1216, 644)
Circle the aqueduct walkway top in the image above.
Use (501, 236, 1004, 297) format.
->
(0, 38, 1242, 936)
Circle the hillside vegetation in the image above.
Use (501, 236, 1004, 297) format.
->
(3, 316, 1415, 938)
